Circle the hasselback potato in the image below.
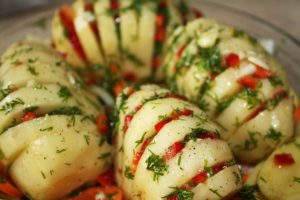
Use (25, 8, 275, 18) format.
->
(163, 18, 295, 164)
(0, 40, 112, 200)
(115, 84, 242, 199)
(51, 0, 201, 81)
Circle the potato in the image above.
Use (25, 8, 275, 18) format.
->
(163, 18, 295, 164)
(257, 137, 300, 200)
(10, 128, 111, 200)
(116, 85, 242, 199)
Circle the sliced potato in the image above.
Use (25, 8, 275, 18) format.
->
(52, 12, 86, 67)
(0, 115, 97, 164)
(257, 137, 300, 200)
(10, 129, 111, 200)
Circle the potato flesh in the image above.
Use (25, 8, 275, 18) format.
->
(164, 18, 294, 164)
(257, 137, 300, 200)
(72, 0, 104, 65)
(51, 13, 86, 67)
(116, 85, 242, 199)
(0, 41, 112, 200)
(10, 130, 111, 200)
(94, 0, 120, 61)
(0, 115, 97, 164)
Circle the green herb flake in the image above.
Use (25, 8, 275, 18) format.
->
(293, 177, 300, 183)
(0, 87, 10, 101)
(264, 128, 282, 142)
(235, 131, 259, 151)
(238, 88, 261, 109)
(209, 188, 223, 198)
(268, 76, 283, 87)
(124, 166, 134, 180)
(233, 171, 242, 185)
(98, 135, 106, 147)
(58, 85, 72, 102)
(40, 127, 53, 132)
(84, 135, 90, 145)
(81, 115, 96, 123)
(135, 132, 147, 147)
(49, 107, 82, 116)
(236, 185, 259, 200)
(259, 176, 267, 183)
(146, 151, 168, 182)
(122, 49, 144, 66)
(27, 65, 39, 76)
(197, 46, 223, 74)
(56, 149, 66, 153)
(98, 152, 111, 160)
(28, 57, 39, 63)
(40, 171, 46, 179)
(0, 98, 25, 114)
(162, 187, 194, 200)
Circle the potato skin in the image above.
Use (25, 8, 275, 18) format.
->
(115, 85, 242, 200)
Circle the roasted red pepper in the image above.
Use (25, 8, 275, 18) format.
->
(237, 75, 257, 89)
(96, 114, 109, 134)
(163, 141, 185, 161)
(274, 153, 295, 167)
(191, 170, 208, 184)
(253, 65, 273, 79)
(21, 112, 37, 122)
(59, 4, 87, 61)
(225, 53, 240, 67)
(97, 169, 115, 187)
(123, 115, 133, 132)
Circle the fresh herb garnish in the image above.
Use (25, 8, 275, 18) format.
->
(28, 57, 39, 63)
(58, 85, 72, 102)
(209, 188, 223, 198)
(235, 131, 259, 151)
(236, 185, 259, 200)
(40, 127, 53, 132)
(98, 152, 111, 160)
(122, 49, 144, 66)
(162, 187, 194, 200)
(81, 115, 96, 123)
(0, 98, 24, 114)
(27, 65, 39, 76)
(98, 135, 106, 147)
(216, 96, 235, 114)
(40, 171, 46, 179)
(238, 88, 261, 109)
(135, 132, 147, 147)
(146, 151, 168, 182)
(49, 107, 82, 115)
(56, 149, 66, 153)
(197, 46, 223, 74)
(84, 135, 90, 145)
(124, 166, 134, 180)
(264, 128, 282, 142)
(268, 76, 283, 87)
(183, 128, 220, 142)
(293, 177, 300, 183)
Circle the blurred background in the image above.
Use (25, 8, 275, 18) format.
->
(0, 0, 299, 40)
